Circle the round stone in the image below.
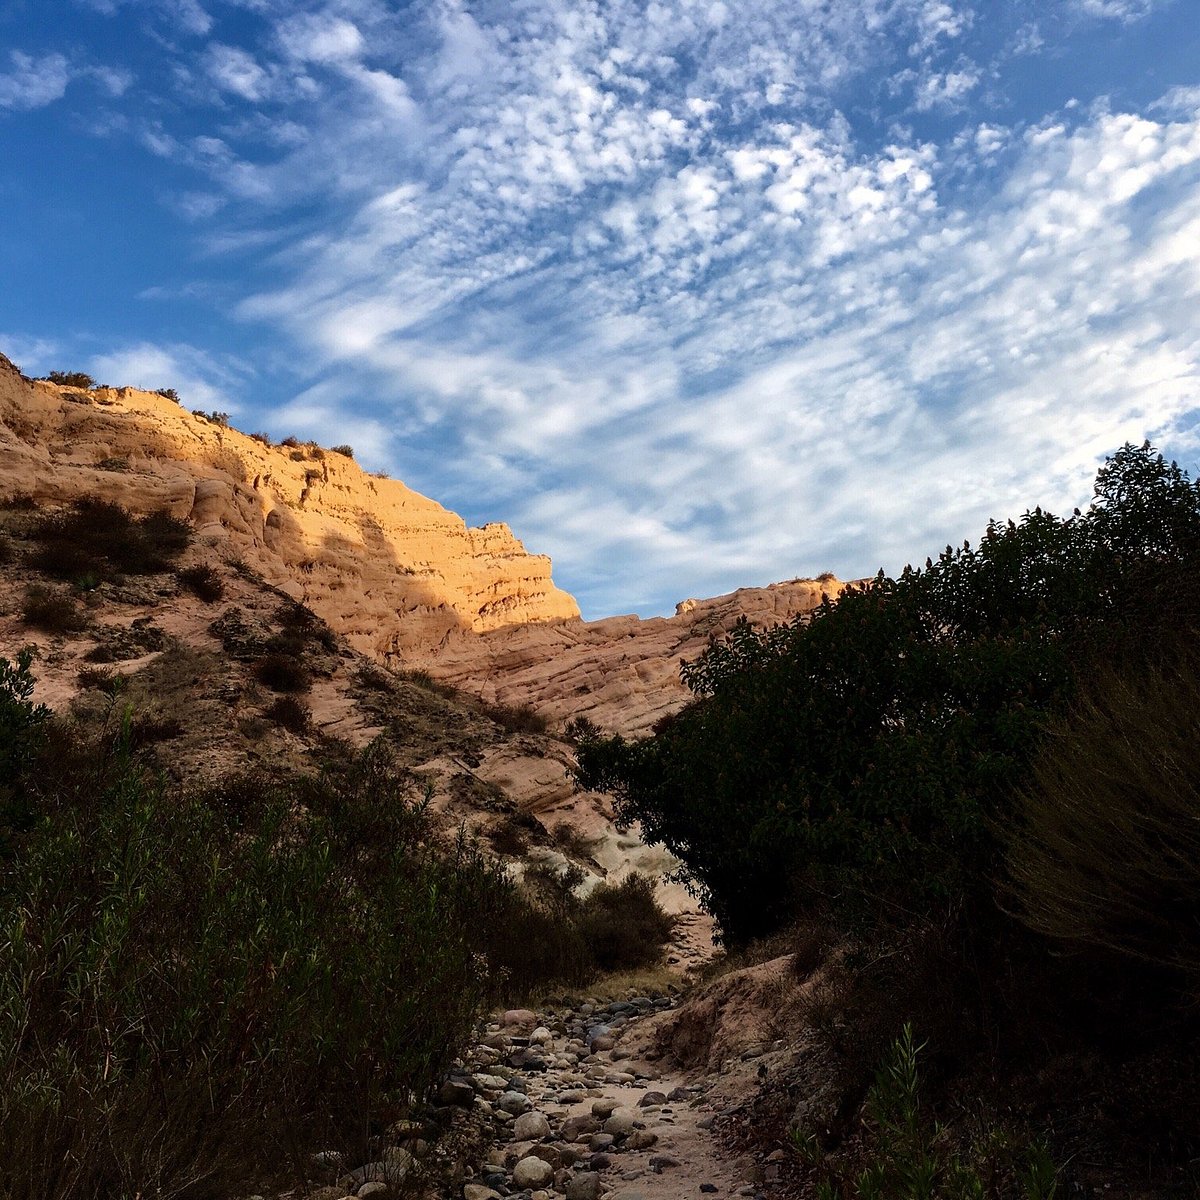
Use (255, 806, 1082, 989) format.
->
(512, 1156, 554, 1190)
(513, 1110, 551, 1141)
(499, 1090, 532, 1115)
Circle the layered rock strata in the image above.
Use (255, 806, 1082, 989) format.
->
(0, 353, 579, 660)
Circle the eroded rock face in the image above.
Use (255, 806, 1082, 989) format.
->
(406, 578, 846, 738)
(0, 354, 579, 661)
(0, 351, 847, 740)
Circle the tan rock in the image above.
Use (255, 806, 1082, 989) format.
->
(0, 354, 578, 665)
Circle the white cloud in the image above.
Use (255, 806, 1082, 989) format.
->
(0, 51, 72, 112)
(205, 43, 269, 101)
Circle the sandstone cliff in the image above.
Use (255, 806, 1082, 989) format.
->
(0, 351, 845, 736)
(0, 352, 579, 660)
(408, 577, 842, 738)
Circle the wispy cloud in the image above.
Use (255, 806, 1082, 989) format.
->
(0, 51, 73, 113)
(6, 0, 1198, 616)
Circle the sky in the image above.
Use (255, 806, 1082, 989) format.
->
(1, 1, 1199, 618)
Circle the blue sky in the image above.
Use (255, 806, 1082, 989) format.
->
(2, 0, 1199, 618)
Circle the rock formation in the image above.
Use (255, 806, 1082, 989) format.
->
(408, 577, 843, 738)
(0, 352, 579, 661)
(0, 351, 846, 737)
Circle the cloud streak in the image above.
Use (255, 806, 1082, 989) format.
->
(5, 0, 1199, 616)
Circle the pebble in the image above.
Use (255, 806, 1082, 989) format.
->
(565, 1172, 604, 1200)
(512, 1156, 554, 1189)
(512, 1111, 550, 1140)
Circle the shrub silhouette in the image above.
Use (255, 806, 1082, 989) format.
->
(576, 444, 1200, 946)
(31, 499, 192, 581)
(1005, 656, 1200, 979)
(42, 370, 95, 388)
(330, 444, 354, 458)
(256, 652, 311, 693)
(178, 564, 225, 602)
(154, 387, 181, 403)
(266, 695, 311, 733)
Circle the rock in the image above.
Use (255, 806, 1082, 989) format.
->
(637, 1091, 667, 1108)
(498, 1090, 532, 1115)
(561, 1114, 600, 1141)
(565, 1172, 604, 1200)
(626, 1131, 658, 1150)
(512, 1156, 554, 1190)
(558, 1089, 586, 1104)
(307, 1189, 344, 1200)
(591, 1099, 621, 1119)
(649, 1155, 680, 1173)
(347, 1161, 406, 1186)
(701, 1187, 719, 1194)
(589, 1133, 615, 1152)
(530, 1026, 553, 1044)
(513, 1110, 551, 1140)
(603, 1109, 636, 1137)
(589, 1035, 615, 1052)
(381, 1147, 414, 1173)
(463, 1186, 501, 1200)
(357, 1185, 389, 1198)
(666, 1087, 690, 1102)
(502, 1009, 539, 1028)
(438, 1079, 476, 1107)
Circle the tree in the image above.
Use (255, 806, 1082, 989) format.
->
(576, 444, 1200, 946)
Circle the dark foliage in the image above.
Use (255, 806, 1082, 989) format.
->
(1005, 655, 1200, 978)
(330, 444, 354, 458)
(256, 652, 312, 694)
(266, 695, 311, 733)
(576, 444, 1200, 947)
(20, 585, 86, 633)
(178, 564, 226, 603)
(483, 700, 550, 735)
(41, 370, 95, 389)
(154, 387, 181, 403)
(30, 498, 192, 581)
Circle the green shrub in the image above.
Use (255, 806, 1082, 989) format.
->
(20, 585, 86, 633)
(178, 564, 225, 603)
(1004, 657, 1200, 978)
(154, 387, 181, 403)
(249, 431, 271, 445)
(0, 719, 515, 1199)
(797, 1025, 1059, 1200)
(42, 370, 95, 389)
(578, 873, 676, 972)
(330, 444, 354, 458)
(31, 499, 192, 581)
(256, 652, 311, 693)
(266, 695, 311, 733)
(576, 444, 1200, 946)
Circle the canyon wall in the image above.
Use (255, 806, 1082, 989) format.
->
(0, 354, 578, 660)
(0, 352, 845, 734)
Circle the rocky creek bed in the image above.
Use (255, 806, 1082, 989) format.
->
(286, 988, 789, 1200)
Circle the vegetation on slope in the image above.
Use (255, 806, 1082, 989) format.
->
(578, 442, 1200, 1194)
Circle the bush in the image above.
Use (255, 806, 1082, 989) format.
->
(256, 652, 311, 694)
(1005, 657, 1200, 979)
(0, 709, 517, 1200)
(576, 444, 1200, 946)
(578, 873, 676, 973)
(484, 700, 549, 735)
(266, 695, 311, 733)
(30, 499, 192, 581)
(249, 431, 271, 445)
(280, 436, 300, 448)
(793, 1025, 1059, 1200)
(330, 444, 353, 458)
(20, 585, 85, 633)
(154, 387, 181, 403)
(178, 564, 225, 603)
(41, 370, 95, 389)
